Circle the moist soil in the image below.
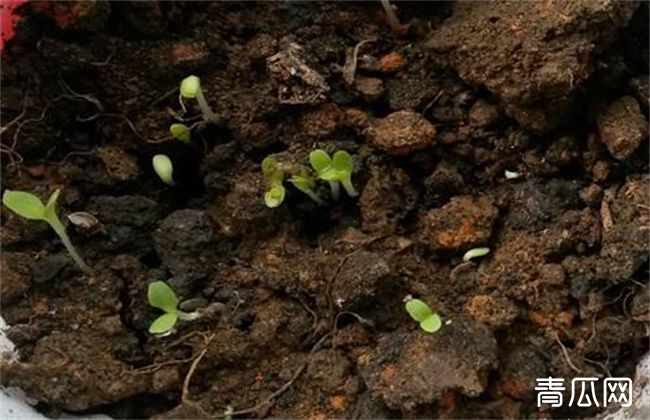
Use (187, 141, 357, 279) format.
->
(1, 2, 648, 419)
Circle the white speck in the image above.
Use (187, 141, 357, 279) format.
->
(504, 169, 521, 180)
(445, 319, 452, 325)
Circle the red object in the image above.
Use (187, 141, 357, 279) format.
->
(0, 0, 27, 51)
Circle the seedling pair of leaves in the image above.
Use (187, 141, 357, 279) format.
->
(2, 189, 91, 273)
(148, 281, 200, 334)
(309, 150, 357, 200)
(404, 296, 442, 333)
(262, 156, 326, 208)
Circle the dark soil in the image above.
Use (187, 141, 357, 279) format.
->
(1, 2, 648, 419)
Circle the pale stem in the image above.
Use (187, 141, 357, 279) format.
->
(304, 189, 326, 206)
(49, 218, 91, 273)
(341, 178, 358, 197)
(195, 90, 220, 124)
(178, 311, 201, 321)
(329, 181, 340, 201)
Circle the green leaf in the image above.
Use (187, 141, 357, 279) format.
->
(43, 189, 61, 224)
(170, 123, 191, 143)
(420, 313, 442, 333)
(180, 75, 201, 98)
(2, 190, 46, 220)
(148, 281, 179, 313)
(152, 154, 175, 186)
(262, 156, 280, 178)
(264, 185, 286, 208)
(405, 298, 433, 322)
(290, 175, 314, 192)
(309, 150, 332, 176)
(332, 150, 353, 174)
(149, 313, 178, 334)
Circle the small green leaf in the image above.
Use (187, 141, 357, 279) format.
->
(290, 175, 314, 192)
(180, 75, 201, 98)
(462, 247, 490, 262)
(43, 189, 61, 224)
(2, 190, 46, 220)
(262, 156, 280, 178)
(264, 185, 286, 208)
(148, 281, 179, 313)
(419, 313, 442, 333)
(332, 151, 353, 174)
(170, 123, 191, 143)
(309, 150, 333, 176)
(149, 313, 178, 334)
(405, 298, 433, 322)
(152, 154, 175, 186)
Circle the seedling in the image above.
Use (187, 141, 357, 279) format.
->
(287, 164, 326, 206)
(309, 150, 358, 200)
(152, 154, 175, 186)
(262, 156, 286, 208)
(148, 281, 200, 334)
(404, 295, 442, 333)
(170, 123, 191, 143)
(179, 75, 219, 124)
(2, 189, 91, 273)
(462, 247, 490, 262)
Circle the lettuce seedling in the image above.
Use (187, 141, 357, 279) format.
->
(262, 156, 286, 208)
(2, 189, 91, 273)
(287, 164, 326, 206)
(170, 123, 191, 143)
(152, 154, 175, 186)
(179, 75, 219, 124)
(148, 281, 200, 334)
(404, 295, 442, 333)
(309, 150, 358, 200)
(462, 247, 490, 262)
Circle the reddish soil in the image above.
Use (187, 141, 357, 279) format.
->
(1, 2, 648, 419)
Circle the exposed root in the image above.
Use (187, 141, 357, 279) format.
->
(342, 39, 375, 86)
(182, 333, 216, 405)
(554, 333, 582, 374)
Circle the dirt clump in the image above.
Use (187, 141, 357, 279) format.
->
(360, 316, 497, 410)
(419, 195, 498, 251)
(365, 110, 436, 155)
(596, 95, 648, 160)
(427, 1, 639, 131)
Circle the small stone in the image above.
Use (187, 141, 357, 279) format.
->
(354, 77, 384, 102)
(419, 195, 498, 251)
(365, 111, 436, 155)
(30, 254, 70, 284)
(378, 52, 407, 73)
(468, 100, 500, 127)
(592, 160, 610, 183)
(299, 103, 341, 137)
(596, 96, 648, 160)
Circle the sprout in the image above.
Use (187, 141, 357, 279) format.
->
(170, 123, 191, 143)
(504, 169, 521, 180)
(2, 189, 91, 273)
(462, 247, 490, 262)
(148, 281, 200, 334)
(262, 156, 286, 208)
(152, 154, 175, 186)
(179, 75, 219, 124)
(379, 0, 403, 34)
(309, 150, 358, 200)
(287, 164, 326, 206)
(404, 295, 442, 333)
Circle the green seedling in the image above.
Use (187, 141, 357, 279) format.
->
(179, 75, 219, 124)
(287, 164, 326, 206)
(148, 281, 200, 334)
(463, 247, 490, 262)
(170, 123, 191, 143)
(262, 156, 286, 208)
(152, 154, 175, 186)
(404, 295, 442, 333)
(2, 189, 91, 273)
(309, 149, 358, 200)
